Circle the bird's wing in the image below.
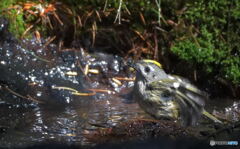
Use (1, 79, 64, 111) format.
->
(164, 75, 206, 107)
(148, 78, 205, 111)
(148, 76, 223, 125)
(148, 77, 206, 125)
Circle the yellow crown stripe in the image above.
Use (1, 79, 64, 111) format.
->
(143, 59, 162, 68)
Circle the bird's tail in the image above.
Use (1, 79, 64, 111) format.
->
(202, 109, 223, 124)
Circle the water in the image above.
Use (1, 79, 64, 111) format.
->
(0, 35, 148, 147)
(0, 23, 239, 147)
(0, 92, 148, 147)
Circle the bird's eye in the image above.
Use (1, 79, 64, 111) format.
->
(144, 66, 150, 73)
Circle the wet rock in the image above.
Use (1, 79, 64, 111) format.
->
(0, 18, 132, 105)
(0, 19, 87, 104)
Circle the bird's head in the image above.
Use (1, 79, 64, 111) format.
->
(131, 59, 168, 84)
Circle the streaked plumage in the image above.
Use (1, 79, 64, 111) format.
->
(133, 60, 222, 126)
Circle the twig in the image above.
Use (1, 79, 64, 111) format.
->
(114, 77, 135, 81)
(95, 10, 102, 22)
(21, 24, 34, 38)
(189, 25, 200, 47)
(112, 78, 122, 86)
(88, 69, 99, 74)
(92, 21, 97, 47)
(26, 95, 44, 103)
(114, 0, 123, 24)
(123, 2, 131, 15)
(53, 11, 63, 26)
(35, 30, 41, 43)
(72, 91, 96, 96)
(52, 86, 79, 92)
(84, 64, 89, 75)
(77, 15, 82, 27)
(43, 36, 56, 48)
(4, 86, 43, 103)
(83, 10, 94, 27)
(46, 15, 53, 29)
(139, 12, 146, 25)
(52, 86, 96, 96)
(58, 40, 63, 51)
(77, 61, 91, 81)
(103, 0, 108, 12)
(155, 26, 168, 33)
(4, 86, 29, 100)
(155, 0, 161, 25)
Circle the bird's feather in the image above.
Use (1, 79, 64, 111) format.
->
(147, 77, 206, 125)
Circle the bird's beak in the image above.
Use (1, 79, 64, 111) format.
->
(127, 61, 137, 69)
(127, 61, 141, 72)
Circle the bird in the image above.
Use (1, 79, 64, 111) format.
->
(131, 59, 222, 126)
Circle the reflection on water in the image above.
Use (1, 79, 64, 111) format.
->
(0, 93, 147, 147)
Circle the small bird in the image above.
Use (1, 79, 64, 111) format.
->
(132, 59, 222, 126)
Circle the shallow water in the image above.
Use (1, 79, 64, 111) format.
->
(0, 92, 149, 147)
(0, 34, 150, 147)
(1, 93, 239, 148)
(0, 26, 239, 147)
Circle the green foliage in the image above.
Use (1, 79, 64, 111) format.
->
(8, 10, 26, 38)
(0, 0, 15, 9)
(0, 0, 239, 85)
(222, 57, 240, 84)
(172, 27, 215, 64)
(171, 0, 240, 84)
(0, 0, 26, 38)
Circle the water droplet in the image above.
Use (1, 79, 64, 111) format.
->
(36, 91, 42, 97)
(71, 63, 75, 68)
(0, 61, 6, 65)
(66, 97, 70, 103)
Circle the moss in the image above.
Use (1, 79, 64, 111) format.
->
(0, 0, 14, 9)
(171, 0, 240, 84)
(222, 57, 240, 85)
(0, 0, 239, 86)
(0, 0, 26, 38)
(8, 10, 26, 38)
